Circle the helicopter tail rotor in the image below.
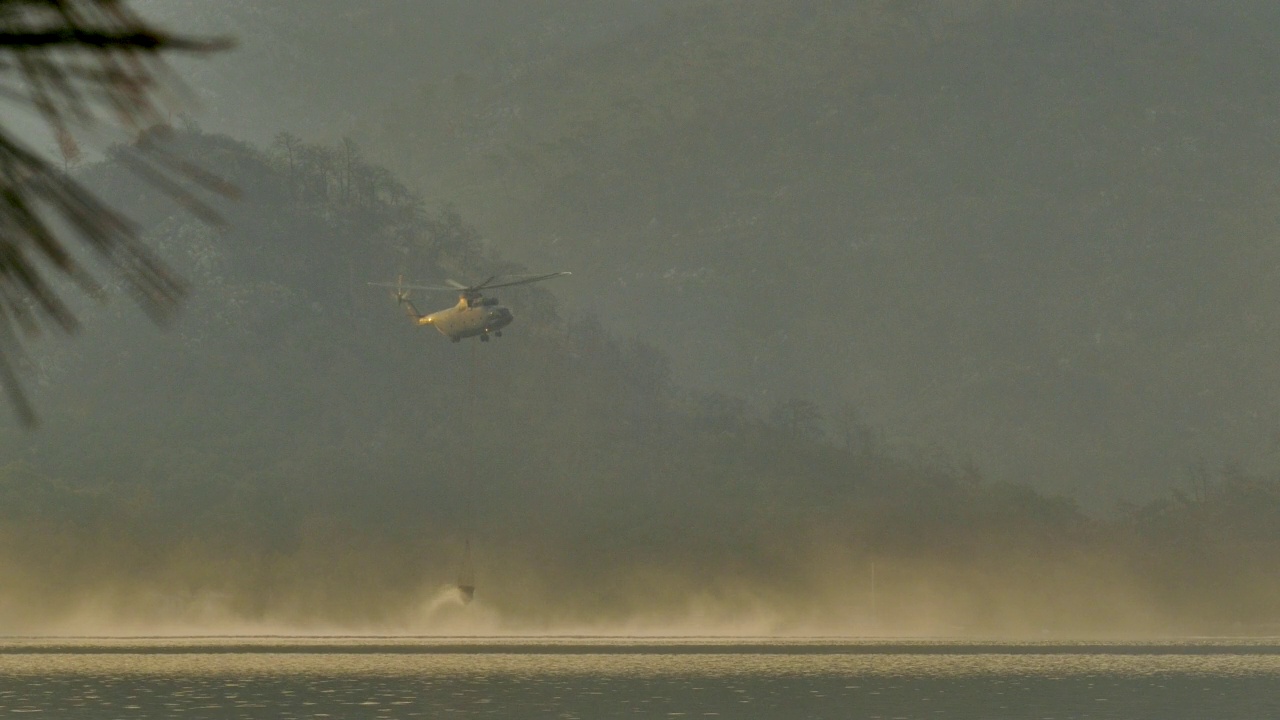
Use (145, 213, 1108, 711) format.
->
(367, 275, 427, 320)
(384, 274, 419, 307)
(392, 275, 411, 304)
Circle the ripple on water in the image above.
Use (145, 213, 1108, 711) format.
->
(0, 639, 1276, 718)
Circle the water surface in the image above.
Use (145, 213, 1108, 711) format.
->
(0, 637, 1277, 718)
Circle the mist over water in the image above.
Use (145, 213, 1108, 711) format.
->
(419, 585, 470, 617)
(0, 569, 1200, 640)
(3, 0, 1280, 657)
(401, 585, 503, 635)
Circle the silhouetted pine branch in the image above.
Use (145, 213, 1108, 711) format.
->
(0, 0, 229, 424)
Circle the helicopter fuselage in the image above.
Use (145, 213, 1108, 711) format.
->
(420, 298, 513, 342)
(375, 271, 568, 342)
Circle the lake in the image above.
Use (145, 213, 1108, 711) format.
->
(0, 637, 1278, 718)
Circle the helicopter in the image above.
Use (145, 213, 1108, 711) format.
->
(370, 272, 570, 342)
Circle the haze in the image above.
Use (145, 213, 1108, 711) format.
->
(1, 1, 1278, 637)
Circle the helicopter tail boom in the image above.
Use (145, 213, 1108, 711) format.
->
(401, 299, 433, 324)
(385, 290, 430, 323)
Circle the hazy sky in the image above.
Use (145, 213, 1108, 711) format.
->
(137, 1, 679, 145)
(7, 1, 1280, 635)
(113, 1, 1280, 502)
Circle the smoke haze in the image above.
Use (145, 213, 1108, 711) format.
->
(3, 1, 1280, 636)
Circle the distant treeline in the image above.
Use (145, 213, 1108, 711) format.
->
(0, 128, 1277, 635)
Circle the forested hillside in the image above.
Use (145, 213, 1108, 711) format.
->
(0, 127, 1278, 635)
(354, 1, 1280, 500)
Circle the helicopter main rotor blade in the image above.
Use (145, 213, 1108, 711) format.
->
(371, 271, 570, 294)
(367, 281, 456, 292)
(476, 271, 572, 291)
(468, 275, 498, 291)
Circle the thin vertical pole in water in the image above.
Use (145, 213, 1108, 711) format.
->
(468, 342, 479, 515)
(460, 340, 478, 601)
(870, 561, 877, 629)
